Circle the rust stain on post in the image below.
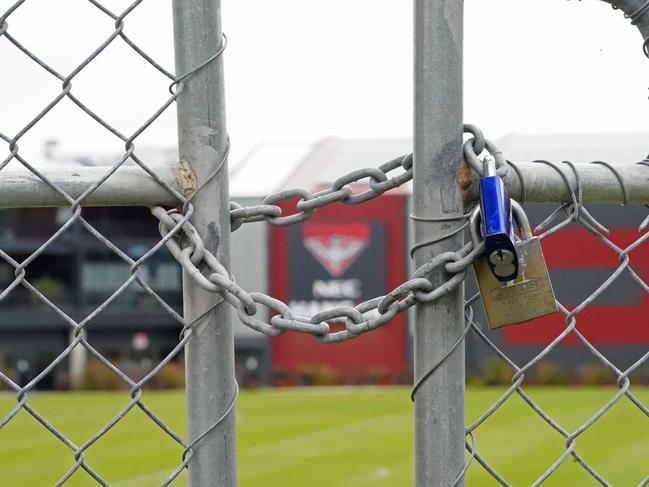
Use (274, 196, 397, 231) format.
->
(176, 159, 198, 197)
(458, 160, 476, 204)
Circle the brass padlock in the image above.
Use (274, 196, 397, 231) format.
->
(470, 200, 558, 329)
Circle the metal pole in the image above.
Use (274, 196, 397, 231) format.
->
(172, 1, 236, 486)
(413, 1, 465, 486)
(0, 165, 179, 207)
(462, 161, 649, 205)
(601, 0, 649, 41)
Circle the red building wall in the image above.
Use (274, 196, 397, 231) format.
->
(270, 193, 408, 383)
(505, 228, 649, 346)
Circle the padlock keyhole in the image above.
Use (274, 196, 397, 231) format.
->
(488, 249, 516, 278)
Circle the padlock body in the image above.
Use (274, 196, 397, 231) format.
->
(473, 236, 558, 329)
(480, 176, 518, 281)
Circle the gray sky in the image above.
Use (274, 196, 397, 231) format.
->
(1, 0, 647, 168)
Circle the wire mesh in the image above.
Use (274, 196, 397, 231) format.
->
(461, 187, 649, 486)
(0, 1, 208, 484)
(1, 0, 649, 486)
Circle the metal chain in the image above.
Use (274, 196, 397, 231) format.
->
(160, 125, 645, 348)
(228, 153, 413, 230)
(152, 206, 484, 343)
(228, 124, 492, 231)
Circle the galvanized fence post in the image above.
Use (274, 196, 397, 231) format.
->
(172, 1, 237, 486)
(413, 0, 465, 485)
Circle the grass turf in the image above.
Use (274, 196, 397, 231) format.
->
(0, 387, 647, 486)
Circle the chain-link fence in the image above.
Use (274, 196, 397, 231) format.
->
(1, 0, 649, 485)
(0, 1, 230, 485)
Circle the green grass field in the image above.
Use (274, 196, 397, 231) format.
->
(1, 387, 648, 486)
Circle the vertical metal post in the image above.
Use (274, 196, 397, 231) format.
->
(413, 1, 465, 486)
(172, 1, 237, 486)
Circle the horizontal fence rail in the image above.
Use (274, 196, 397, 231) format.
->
(0, 159, 647, 209)
(462, 160, 649, 205)
(0, 165, 180, 207)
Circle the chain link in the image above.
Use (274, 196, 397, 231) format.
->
(228, 126, 494, 231)
(152, 206, 481, 343)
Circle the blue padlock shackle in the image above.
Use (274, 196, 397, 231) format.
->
(469, 199, 533, 248)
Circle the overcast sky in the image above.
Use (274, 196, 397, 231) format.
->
(1, 0, 647, 168)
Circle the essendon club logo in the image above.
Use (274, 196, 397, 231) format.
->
(303, 223, 371, 277)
